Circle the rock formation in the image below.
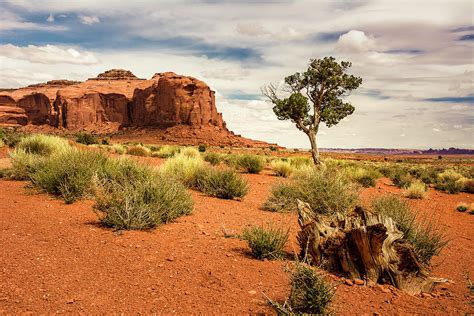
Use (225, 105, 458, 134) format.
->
(0, 69, 274, 147)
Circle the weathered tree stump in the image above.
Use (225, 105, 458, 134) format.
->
(296, 200, 434, 294)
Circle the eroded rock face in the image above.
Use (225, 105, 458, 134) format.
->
(0, 96, 28, 126)
(131, 72, 226, 129)
(0, 69, 226, 132)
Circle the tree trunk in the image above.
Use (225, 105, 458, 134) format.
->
(306, 131, 321, 165)
(296, 200, 439, 295)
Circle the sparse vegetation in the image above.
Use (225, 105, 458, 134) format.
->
(76, 132, 99, 145)
(242, 224, 289, 260)
(152, 145, 180, 158)
(372, 195, 447, 264)
(111, 144, 126, 155)
(196, 167, 249, 199)
(403, 180, 427, 199)
(127, 145, 151, 157)
(203, 152, 223, 165)
(160, 154, 205, 187)
(456, 203, 468, 212)
(237, 154, 265, 174)
(435, 169, 465, 194)
(263, 167, 359, 215)
(198, 144, 206, 152)
(269, 262, 334, 315)
(271, 160, 294, 177)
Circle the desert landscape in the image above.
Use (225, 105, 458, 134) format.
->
(1, 0, 473, 314)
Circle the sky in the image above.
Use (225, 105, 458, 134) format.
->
(0, 0, 472, 149)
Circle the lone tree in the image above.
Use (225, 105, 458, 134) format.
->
(263, 57, 362, 164)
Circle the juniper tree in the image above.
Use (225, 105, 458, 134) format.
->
(263, 57, 362, 164)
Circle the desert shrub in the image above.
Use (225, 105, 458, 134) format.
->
(180, 147, 201, 159)
(153, 145, 180, 158)
(403, 180, 427, 199)
(101, 138, 110, 145)
(93, 170, 193, 230)
(160, 154, 205, 187)
(2, 129, 24, 148)
(271, 160, 294, 177)
(198, 144, 206, 152)
(372, 195, 447, 264)
(76, 132, 98, 145)
(288, 156, 312, 168)
(269, 145, 277, 151)
(31, 149, 109, 203)
(345, 166, 380, 187)
(222, 154, 239, 168)
(242, 224, 289, 260)
(237, 154, 265, 174)
(0, 168, 14, 179)
(435, 169, 464, 194)
(0, 138, 4, 148)
(196, 167, 248, 199)
(10, 134, 71, 179)
(111, 144, 126, 155)
(456, 203, 468, 212)
(263, 167, 359, 215)
(462, 179, 474, 193)
(16, 134, 70, 156)
(203, 152, 223, 165)
(127, 145, 151, 157)
(391, 171, 415, 188)
(270, 263, 334, 315)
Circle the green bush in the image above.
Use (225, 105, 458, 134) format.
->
(196, 167, 249, 199)
(263, 167, 359, 215)
(160, 154, 205, 187)
(101, 138, 110, 145)
(1, 129, 24, 148)
(270, 263, 334, 315)
(31, 149, 108, 203)
(127, 145, 151, 157)
(242, 224, 289, 259)
(288, 156, 312, 168)
(462, 179, 474, 193)
(372, 195, 447, 264)
(345, 167, 380, 187)
(456, 203, 468, 212)
(198, 144, 206, 152)
(391, 171, 415, 188)
(93, 171, 193, 230)
(237, 154, 265, 174)
(403, 180, 427, 199)
(271, 160, 294, 177)
(0, 168, 14, 179)
(76, 132, 99, 145)
(152, 145, 180, 158)
(180, 147, 201, 159)
(111, 144, 126, 155)
(203, 152, 223, 165)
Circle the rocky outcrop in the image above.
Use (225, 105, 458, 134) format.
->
(0, 96, 28, 126)
(89, 69, 144, 81)
(131, 72, 226, 129)
(18, 93, 51, 125)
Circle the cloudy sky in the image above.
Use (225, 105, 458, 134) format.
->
(0, 0, 472, 149)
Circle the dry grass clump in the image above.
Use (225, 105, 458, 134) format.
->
(203, 152, 223, 165)
(269, 262, 334, 315)
(111, 144, 126, 155)
(196, 167, 249, 199)
(372, 195, 447, 264)
(271, 160, 294, 177)
(242, 224, 289, 260)
(344, 166, 381, 187)
(263, 167, 359, 215)
(75, 132, 98, 145)
(237, 154, 265, 174)
(434, 169, 465, 194)
(152, 145, 180, 158)
(160, 154, 205, 187)
(180, 147, 201, 159)
(288, 156, 312, 168)
(127, 145, 151, 157)
(403, 180, 427, 199)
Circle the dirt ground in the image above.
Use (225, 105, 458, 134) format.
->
(0, 149, 473, 314)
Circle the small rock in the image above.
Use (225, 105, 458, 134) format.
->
(66, 299, 75, 304)
(226, 253, 232, 257)
(344, 279, 354, 286)
(421, 292, 433, 298)
(354, 279, 364, 285)
(166, 258, 174, 262)
(248, 290, 257, 295)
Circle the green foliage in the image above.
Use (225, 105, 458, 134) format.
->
(271, 160, 294, 177)
(94, 170, 193, 230)
(1, 129, 24, 148)
(101, 138, 110, 145)
(269, 145, 277, 151)
(127, 145, 151, 157)
(160, 154, 205, 187)
(372, 195, 447, 264)
(237, 154, 265, 174)
(242, 224, 289, 260)
(111, 144, 126, 155)
(76, 132, 99, 145)
(456, 203, 468, 212)
(462, 179, 474, 193)
(196, 167, 249, 199)
(288, 156, 312, 168)
(0, 168, 14, 179)
(403, 180, 427, 199)
(435, 169, 465, 194)
(270, 263, 334, 315)
(31, 149, 109, 203)
(198, 144, 206, 152)
(180, 147, 201, 159)
(151, 145, 180, 158)
(203, 152, 223, 165)
(345, 166, 381, 188)
(263, 167, 359, 215)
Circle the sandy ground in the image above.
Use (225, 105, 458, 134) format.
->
(0, 151, 473, 314)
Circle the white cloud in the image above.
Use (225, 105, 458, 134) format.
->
(78, 15, 100, 25)
(336, 30, 376, 53)
(47, 14, 54, 22)
(0, 44, 99, 65)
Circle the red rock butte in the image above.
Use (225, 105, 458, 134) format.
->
(0, 69, 275, 147)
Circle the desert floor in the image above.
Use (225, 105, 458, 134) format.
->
(0, 149, 473, 314)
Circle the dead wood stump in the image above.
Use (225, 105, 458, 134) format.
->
(296, 200, 434, 294)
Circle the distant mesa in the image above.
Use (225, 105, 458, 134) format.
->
(0, 69, 274, 147)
